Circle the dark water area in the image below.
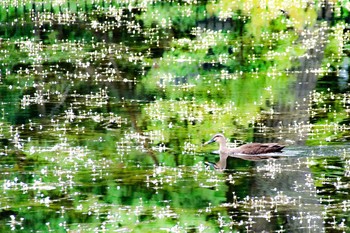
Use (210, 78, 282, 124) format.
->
(1, 0, 350, 232)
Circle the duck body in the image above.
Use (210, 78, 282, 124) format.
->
(204, 134, 284, 156)
(228, 142, 284, 155)
(203, 134, 285, 169)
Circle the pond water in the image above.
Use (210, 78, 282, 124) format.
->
(1, 0, 350, 232)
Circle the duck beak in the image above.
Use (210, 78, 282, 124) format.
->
(203, 138, 215, 146)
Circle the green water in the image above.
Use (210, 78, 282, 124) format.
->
(1, 0, 350, 232)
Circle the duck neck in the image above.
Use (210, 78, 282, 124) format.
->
(219, 140, 227, 152)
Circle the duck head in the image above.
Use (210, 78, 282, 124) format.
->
(203, 133, 226, 145)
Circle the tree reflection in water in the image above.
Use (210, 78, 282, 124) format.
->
(0, 0, 350, 232)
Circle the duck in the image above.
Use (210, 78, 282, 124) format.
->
(203, 133, 285, 170)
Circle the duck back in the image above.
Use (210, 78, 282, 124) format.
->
(236, 143, 284, 154)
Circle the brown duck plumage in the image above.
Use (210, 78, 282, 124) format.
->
(204, 133, 285, 170)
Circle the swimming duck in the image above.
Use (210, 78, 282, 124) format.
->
(203, 134, 285, 169)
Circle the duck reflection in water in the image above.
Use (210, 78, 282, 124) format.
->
(203, 134, 285, 170)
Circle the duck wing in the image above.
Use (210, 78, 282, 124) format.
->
(233, 155, 281, 161)
(237, 143, 284, 154)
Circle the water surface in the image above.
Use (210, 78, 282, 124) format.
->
(1, 1, 350, 232)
